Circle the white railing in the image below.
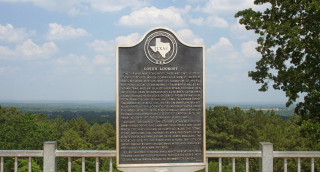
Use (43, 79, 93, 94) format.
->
(206, 151, 320, 172)
(0, 142, 319, 172)
(205, 150, 261, 172)
(0, 150, 43, 172)
(56, 150, 116, 172)
(273, 151, 320, 172)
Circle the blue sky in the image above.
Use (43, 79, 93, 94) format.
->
(0, 0, 291, 103)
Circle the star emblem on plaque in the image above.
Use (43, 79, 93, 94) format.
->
(144, 31, 178, 65)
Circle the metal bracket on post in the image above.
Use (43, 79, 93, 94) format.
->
(43, 141, 57, 172)
(259, 142, 273, 172)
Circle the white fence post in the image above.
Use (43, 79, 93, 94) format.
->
(43, 141, 57, 172)
(28, 157, 32, 172)
(96, 157, 99, 172)
(14, 157, 17, 172)
(82, 157, 85, 172)
(205, 158, 208, 172)
(259, 142, 273, 172)
(68, 157, 71, 172)
(0, 157, 3, 172)
(109, 157, 113, 172)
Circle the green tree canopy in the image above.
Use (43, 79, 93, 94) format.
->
(235, 0, 320, 121)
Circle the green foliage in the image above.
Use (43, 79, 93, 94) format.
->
(0, 105, 116, 171)
(0, 107, 56, 150)
(1, 105, 318, 171)
(51, 115, 69, 140)
(87, 123, 116, 150)
(235, 0, 320, 121)
(18, 158, 42, 172)
(206, 106, 251, 151)
(0, 102, 117, 127)
(206, 106, 311, 171)
(301, 120, 320, 150)
(59, 129, 90, 150)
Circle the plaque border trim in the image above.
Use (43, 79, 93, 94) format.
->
(116, 26, 206, 168)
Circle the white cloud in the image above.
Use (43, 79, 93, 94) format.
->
(115, 33, 141, 45)
(241, 41, 259, 57)
(0, 23, 35, 42)
(93, 55, 111, 65)
(53, 54, 95, 74)
(118, 6, 187, 28)
(196, 0, 271, 15)
(16, 39, 58, 58)
(207, 37, 262, 70)
(101, 67, 112, 74)
(42, 42, 58, 54)
(83, 65, 95, 74)
(52, 54, 114, 75)
(206, 15, 229, 28)
(206, 72, 247, 85)
(176, 29, 204, 45)
(46, 23, 90, 40)
(88, 33, 141, 53)
(199, 0, 249, 14)
(230, 18, 253, 39)
(186, 0, 206, 2)
(189, 16, 228, 28)
(0, 46, 16, 57)
(88, 40, 114, 53)
(90, 0, 149, 13)
(68, 8, 87, 17)
(0, 0, 150, 15)
(16, 39, 43, 56)
(54, 54, 89, 66)
(224, 73, 247, 82)
(167, 5, 191, 14)
(205, 73, 221, 84)
(207, 37, 234, 55)
(206, 37, 245, 70)
(0, 39, 58, 60)
(52, 67, 70, 75)
(189, 17, 204, 25)
(0, 66, 21, 75)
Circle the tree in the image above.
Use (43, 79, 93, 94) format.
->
(235, 0, 320, 121)
(0, 107, 55, 150)
(51, 115, 68, 140)
(205, 106, 312, 171)
(69, 117, 91, 138)
(18, 158, 42, 172)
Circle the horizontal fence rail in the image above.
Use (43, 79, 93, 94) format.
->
(1, 142, 320, 172)
(0, 150, 43, 157)
(56, 150, 116, 157)
(206, 151, 261, 158)
(274, 151, 320, 158)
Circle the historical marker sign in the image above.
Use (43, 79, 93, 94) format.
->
(116, 27, 205, 170)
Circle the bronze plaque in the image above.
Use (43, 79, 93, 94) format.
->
(116, 27, 205, 168)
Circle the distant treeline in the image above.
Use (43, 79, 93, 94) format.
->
(0, 102, 115, 113)
(0, 102, 295, 125)
(0, 102, 117, 127)
(43, 110, 116, 127)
